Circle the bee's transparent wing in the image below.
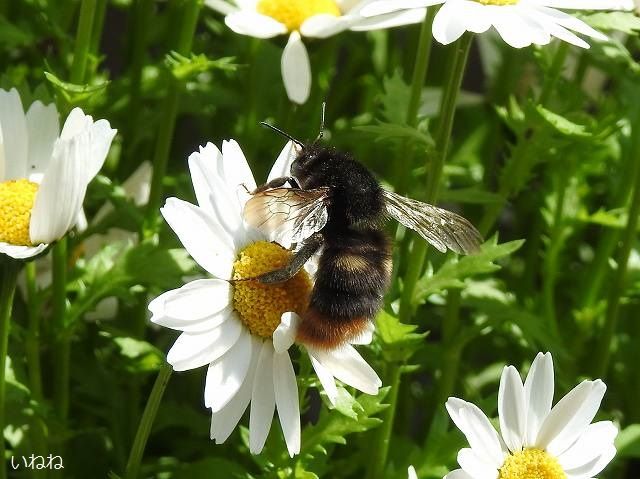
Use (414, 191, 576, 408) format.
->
(383, 190, 482, 254)
(243, 187, 330, 246)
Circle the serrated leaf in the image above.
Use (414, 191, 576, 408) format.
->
(301, 388, 389, 457)
(355, 122, 433, 148)
(414, 237, 524, 304)
(44, 71, 109, 103)
(332, 387, 364, 419)
(380, 70, 411, 124)
(534, 105, 591, 138)
(165, 52, 237, 81)
(376, 311, 427, 362)
(123, 244, 198, 290)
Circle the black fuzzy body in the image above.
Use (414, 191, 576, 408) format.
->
(292, 146, 393, 348)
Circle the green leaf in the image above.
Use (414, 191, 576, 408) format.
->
(301, 388, 389, 457)
(584, 11, 640, 34)
(354, 122, 433, 149)
(439, 187, 505, 205)
(534, 105, 592, 138)
(376, 311, 427, 362)
(616, 424, 640, 458)
(123, 243, 198, 290)
(112, 336, 164, 373)
(414, 237, 524, 304)
(332, 387, 364, 420)
(165, 52, 237, 81)
(174, 457, 246, 478)
(44, 71, 109, 103)
(380, 70, 411, 124)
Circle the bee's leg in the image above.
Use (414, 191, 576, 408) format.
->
(253, 233, 324, 284)
(252, 176, 299, 193)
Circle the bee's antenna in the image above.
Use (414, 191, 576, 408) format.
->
(313, 102, 326, 145)
(259, 121, 305, 148)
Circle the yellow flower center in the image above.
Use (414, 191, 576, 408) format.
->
(256, 0, 341, 32)
(499, 449, 567, 479)
(232, 241, 312, 338)
(475, 0, 519, 4)
(0, 179, 38, 246)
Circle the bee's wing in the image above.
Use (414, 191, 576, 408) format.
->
(243, 187, 330, 246)
(383, 190, 482, 254)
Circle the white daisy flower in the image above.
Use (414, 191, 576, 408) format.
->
(0, 88, 116, 260)
(444, 352, 617, 479)
(361, 0, 634, 49)
(148, 139, 381, 456)
(205, 0, 426, 104)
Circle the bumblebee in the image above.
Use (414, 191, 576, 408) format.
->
(243, 115, 482, 349)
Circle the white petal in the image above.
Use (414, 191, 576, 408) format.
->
(309, 354, 338, 404)
(85, 119, 117, 181)
(273, 312, 300, 353)
(535, 379, 606, 455)
(524, 352, 554, 445)
(535, 6, 607, 40)
(557, 421, 617, 471)
(187, 143, 244, 245)
(122, 161, 152, 206)
(350, 8, 427, 31)
(455, 1, 492, 33)
(498, 366, 526, 453)
(204, 0, 238, 15)
(30, 131, 91, 243)
(408, 465, 418, 479)
(432, 1, 468, 45)
(249, 341, 276, 454)
(221, 139, 257, 192)
(457, 448, 499, 479)
(492, 8, 550, 48)
(160, 198, 235, 279)
(267, 140, 300, 181)
(148, 279, 232, 321)
(210, 336, 261, 443)
(0, 123, 5, 180)
(445, 397, 506, 468)
(565, 446, 616, 478)
(0, 88, 28, 179)
(273, 351, 301, 457)
(443, 470, 474, 479)
(225, 11, 288, 38)
(167, 317, 243, 371)
(300, 14, 353, 38)
(153, 306, 234, 333)
(205, 330, 254, 411)
(281, 32, 311, 105)
(360, 0, 443, 16)
(0, 242, 48, 260)
(25, 101, 59, 176)
(307, 344, 381, 395)
(59, 107, 92, 140)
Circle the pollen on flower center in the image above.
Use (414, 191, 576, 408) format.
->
(232, 241, 312, 339)
(256, 0, 341, 32)
(475, 0, 518, 4)
(0, 179, 39, 246)
(499, 448, 566, 479)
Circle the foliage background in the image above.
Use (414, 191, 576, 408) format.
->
(2, 0, 640, 478)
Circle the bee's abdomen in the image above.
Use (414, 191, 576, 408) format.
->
(296, 229, 392, 349)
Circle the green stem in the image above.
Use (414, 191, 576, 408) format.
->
(539, 42, 569, 106)
(367, 366, 402, 479)
(70, 0, 97, 84)
(52, 239, 70, 423)
(25, 261, 43, 402)
(89, 0, 107, 56)
(143, 0, 201, 238)
(406, 9, 437, 128)
(593, 116, 640, 378)
(124, 363, 172, 479)
(398, 34, 473, 321)
(0, 260, 19, 479)
(542, 164, 571, 337)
